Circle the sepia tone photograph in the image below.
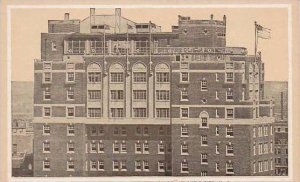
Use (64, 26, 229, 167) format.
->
(1, 0, 299, 181)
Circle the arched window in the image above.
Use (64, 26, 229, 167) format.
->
(200, 111, 209, 128)
(87, 63, 101, 83)
(109, 63, 124, 83)
(155, 63, 170, 83)
(132, 63, 147, 83)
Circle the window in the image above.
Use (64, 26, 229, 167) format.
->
(43, 63, 52, 70)
(181, 125, 188, 137)
(264, 143, 269, 154)
(201, 80, 208, 91)
(44, 88, 51, 100)
(181, 108, 189, 118)
(201, 153, 208, 164)
(159, 127, 165, 135)
(133, 108, 146, 118)
(121, 127, 127, 136)
(67, 142, 75, 153)
(181, 143, 188, 155)
(258, 143, 263, 155)
(143, 142, 149, 153)
(43, 141, 50, 153)
(135, 161, 142, 171)
(133, 72, 146, 82)
(66, 160, 75, 171)
(226, 126, 234, 137)
(264, 160, 269, 171)
(258, 161, 263, 172)
(156, 90, 170, 101)
(226, 62, 234, 69)
(136, 127, 142, 135)
(156, 108, 169, 118)
(121, 142, 127, 153)
(67, 124, 75, 136)
(111, 90, 124, 100)
(215, 126, 219, 136)
(113, 142, 119, 153)
(43, 160, 50, 171)
(111, 73, 123, 83)
(135, 142, 142, 153)
(270, 159, 273, 170)
(43, 125, 50, 135)
(67, 89, 74, 100)
(51, 41, 57, 51)
(181, 160, 189, 173)
(270, 141, 273, 153)
(201, 135, 208, 146)
(44, 72, 52, 83)
(216, 162, 220, 172)
(67, 107, 75, 117)
(181, 90, 188, 101)
(264, 126, 268, 136)
(158, 143, 165, 154)
(226, 72, 234, 82)
(216, 144, 220, 154)
(90, 160, 97, 171)
(67, 72, 75, 82)
(226, 144, 234, 156)
(201, 171, 207, 176)
(258, 126, 263, 137)
(270, 126, 273, 135)
(111, 108, 124, 118)
(98, 142, 104, 153)
(133, 90, 147, 100)
(88, 108, 101, 118)
(215, 91, 219, 100)
(216, 73, 219, 81)
(43, 107, 51, 117)
(201, 117, 208, 128)
(113, 160, 119, 171)
(226, 108, 234, 119)
(90, 142, 97, 153)
(98, 160, 104, 171)
(253, 162, 256, 173)
(143, 161, 149, 171)
(113, 127, 119, 135)
(156, 72, 169, 83)
(66, 63, 75, 70)
(253, 128, 256, 138)
(226, 161, 234, 174)
(158, 161, 165, 172)
(226, 89, 234, 101)
(88, 72, 101, 83)
(143, 127, 149, 135)
(253, 143, 256, 156)
(181, 72, 189, 82)
(88, 90, 101, 100)
(120, 161, 127, 171)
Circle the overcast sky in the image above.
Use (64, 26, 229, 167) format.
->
(10, 7, 288, 81)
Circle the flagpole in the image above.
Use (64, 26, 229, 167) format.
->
(254, 21, 257, 60)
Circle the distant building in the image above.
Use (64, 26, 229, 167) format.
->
(264, 81, 288, 176)
(11, 81, 34, 177)
(32, 8, 275, 177)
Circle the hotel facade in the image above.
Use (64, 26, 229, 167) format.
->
(33, 8, 275, 176)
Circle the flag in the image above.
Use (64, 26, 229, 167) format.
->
(256, 24, 271, 39)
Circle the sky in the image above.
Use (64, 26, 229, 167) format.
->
(10, 7, 288, 81)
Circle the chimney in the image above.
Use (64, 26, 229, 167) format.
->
(210, 14, 214, 20)
(64, 13, 69, 21)
(90, 8, 96, 25)
(223, 15, 227, 24)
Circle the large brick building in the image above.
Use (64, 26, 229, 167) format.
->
(33, 8, 275, 176)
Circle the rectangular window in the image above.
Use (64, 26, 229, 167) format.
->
(253, 128, 256, 138)
(215, 91, 219, 100)
(181, 90, 188, 101)
(133, 90, 147, 100)
(226, 162, 234, 174)
(253, 143, 256, 156)
(216, 162, 220, 172)
(226, 108, 234, 119)
(158, 161, 165, 172)
(216, 73, 219, 81)
(259, 161, 263, 172)
(201, 135, 208, 146)
(215, 126, 219, 136)
(259, 143, 263, 155)
(201, 171, 207, 176)
(201, 117, 208, 128)
(66, 63, 75, 70)
(226, 126, 234, 137)
(111, 108, 124, 118)
(201, 80, 208, 91)
(90, 143, 97, 153)
(181, 143, 188, 155)
(120, 161, 127, 171)
(158, 143, 165, 154)
(67, 89, 74, 100)
(43, 160, 50, 171)
(181, 72, 189, 82)
(113, 160, 119, 171)
(67, 72, 75, 82)
(121, 142, 127, 153)
(51, 42, 57, 51)
(67, 160, 74, 171)
(156, 72, 169, 83)
(156, 108, 169, 118)
(226, 144, 234, 156)
(67, 142, 75, 153)
(67, 124, 75, 136)
(98, 142, 104, 153)
(44, 89, 51, 100)
(111, 73, 124, 83)
(113, 142, 119, 153)
(90, 160, 97, 171)
(133, 72, 147, 82)
(143, 142, 149, 153)
(88, 90, 101, 100)
(43, 141, 50, 153)
(264, 126, 268, 136)
(67, 107, 75, 117)
(143, 161, 149, 171)
(181, 161, 189, 173)
(88, 72, 101, 83)
(43, 125, 50, 135)
(44, 72, 52, 83)
(226, 72, 234, 82)
(181, 108, 189, 118)
(43, 107, 51, 117)
(216, 144, 220, 154)
(226, 89, 234, 101)
(135, 142, 142, 153)
(226, 62, 234, 69)
(181, 126, 188, 137)
(201, 153, 208, 164)
(156, 90, 170, 101)
(88, 108, 101, 118)
(133, 108, 147, 118)
(111, 90, 124, 100)
(43, 63, 52, 70)
(135, 161, 142, 171)
(98, 160, 104, 171)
